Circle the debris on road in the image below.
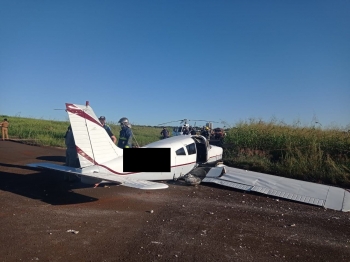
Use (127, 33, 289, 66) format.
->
(66, 229, 79, 234)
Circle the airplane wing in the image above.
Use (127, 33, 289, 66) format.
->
(202, 165, 350, 212)
(28, 163, 169, 190)
(28, 162, 83, 174)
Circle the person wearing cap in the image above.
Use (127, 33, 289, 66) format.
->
(99, 116, 117, 144)
(117, 117, 133, 148)
(0, 118, 9, 141)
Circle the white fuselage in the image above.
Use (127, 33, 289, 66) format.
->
(81, 135, 223, 183)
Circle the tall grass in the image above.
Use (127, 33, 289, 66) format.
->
(3, 116, 70, 147)
(224, 119, 350, 187)
(1, 116, 162, 147)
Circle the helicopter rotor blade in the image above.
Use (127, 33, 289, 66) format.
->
(158, 120, 184, 126)
(158, 119, 218, 126)
(190, 119, 219, 123)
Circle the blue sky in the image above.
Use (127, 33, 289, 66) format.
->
(1, 0, 349, 129)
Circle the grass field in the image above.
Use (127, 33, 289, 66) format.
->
(224, 119, 350, 187)
(2, 115, 349, 187)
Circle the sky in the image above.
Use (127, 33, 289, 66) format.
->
(1, 0, 349, 129)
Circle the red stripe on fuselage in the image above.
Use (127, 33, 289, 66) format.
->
(209, 154, 222, 159)
(76, 146, 196, 176)
(76, 146, 97, 165)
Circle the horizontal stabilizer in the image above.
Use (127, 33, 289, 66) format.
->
(203, 165, 350, 212)
(28, 163, 168, 190)
(79, 171, 169, 190)
(27, 162, 83, 175)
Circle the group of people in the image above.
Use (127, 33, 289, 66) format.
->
(64, 115, 133, 175)
(185, 126, 197, 135)
(160, 125, 211, 139)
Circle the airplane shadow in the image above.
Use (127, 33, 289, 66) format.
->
(36, 155, 66, 163)
(0, 162, 98, 205)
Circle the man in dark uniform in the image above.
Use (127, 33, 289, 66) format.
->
(117, 117, 133, 148)
(99, 116, 117, 144)
(190, 126, 197, 135)
(160, 127, 169, 139)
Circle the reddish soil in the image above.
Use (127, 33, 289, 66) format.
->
(0, 140, 349, 262)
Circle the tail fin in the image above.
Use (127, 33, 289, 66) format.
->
(65, 103, 122, 168)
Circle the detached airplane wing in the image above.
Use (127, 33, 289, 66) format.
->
(28, 163, 168, 190)
(202, 165, 350, 212)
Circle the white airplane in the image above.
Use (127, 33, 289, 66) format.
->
(28, 102, 350, 212)
(29, 102, 223, 190)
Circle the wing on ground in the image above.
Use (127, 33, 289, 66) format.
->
(202, 165, 350, 212)
(28, 163, 169, 190)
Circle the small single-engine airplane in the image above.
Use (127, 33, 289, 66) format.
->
(28, 102, 350, 212)
(29, 102, 223, 189)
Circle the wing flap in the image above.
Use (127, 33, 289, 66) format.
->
(202, 165, 350, 212)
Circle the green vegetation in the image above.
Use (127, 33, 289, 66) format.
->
(2, 116, 70, 147)
(2, 115, 349, 187)
(1, 116, 162, 148)
(224, 119, 350, 187)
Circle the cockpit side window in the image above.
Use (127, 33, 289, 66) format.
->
(176, 147, 186, 155)
(186, 143, 196, 155)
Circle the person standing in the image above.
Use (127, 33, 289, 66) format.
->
(190, 126, 197, 135)
(201, 126, 210, 140)
(0, 118, 9, 140)
(117, 117, 133, 148)
(182, 126, 190, 135)
(160, 127, 169, 139)
(98, 116, 117, 144)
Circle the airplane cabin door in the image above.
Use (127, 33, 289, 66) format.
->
(174, 146, 189, 178)
(183, 143, 197, 174)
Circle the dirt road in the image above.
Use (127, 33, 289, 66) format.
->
(0, 141, 349, 261)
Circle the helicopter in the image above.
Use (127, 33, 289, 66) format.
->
(158, 119, 219, 136)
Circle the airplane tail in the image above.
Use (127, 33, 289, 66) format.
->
(65, 103, 123, 168)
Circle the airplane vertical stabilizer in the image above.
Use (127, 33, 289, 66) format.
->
(65, 103, 122, 167)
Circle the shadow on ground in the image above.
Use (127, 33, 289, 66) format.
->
(36, 155, 66, 163)
(0, 162, 97, 205)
